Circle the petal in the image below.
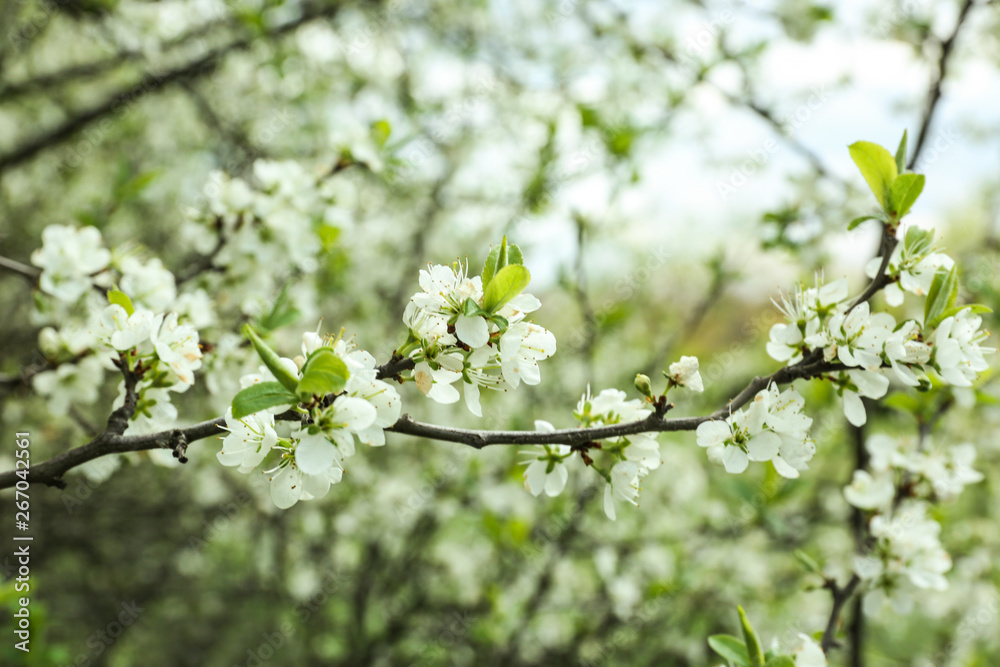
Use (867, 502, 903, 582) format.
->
(544, 465, 568, 497)
(455, 315, 489, 348)
(270, 465, 302, 509)
(335, 396, 378, 431)
(464, 380, 482, 417)
(524, 461, 546, 497)
(747, 431, 780, 461)
(772, 456, 800, 479)
(295, 434, 337, 475)
(844, 391, 867, 427)
(722, 446, 749, 474)
(603, 484, 617, 521)
(696, 420, 731, 447)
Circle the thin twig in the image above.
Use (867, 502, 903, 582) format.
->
(908, 0, 977, 170)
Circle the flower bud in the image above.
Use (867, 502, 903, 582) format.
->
(634, 373, 653, 398)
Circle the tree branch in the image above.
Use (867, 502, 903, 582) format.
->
(0, 253, 41, 283)
(908, 0, 976, 170)
(0, 354, 846, 489)
(0, 3, 343, 173)
(821, 573, 862, 653)
(848, 227, 899, 311)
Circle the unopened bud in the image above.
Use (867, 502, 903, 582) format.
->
(634, 373, 653, 398)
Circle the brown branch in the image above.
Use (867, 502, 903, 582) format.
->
(849, 227, 899, 312)
(908, 0, 976, 170)
(0, 354, 846, 489)
(0, 3, 343, 173)
(0, 253, 40, 283)
(821, 573, 862, 653)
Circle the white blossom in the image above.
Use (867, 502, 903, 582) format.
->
(603, 461, 647, 521)
(217, 408, 278, 473)
(31, 355, 105, 416)
(151, 312, 203, 388)
(521, 421, 571, 497)
(844, 470, 895, 511)
(932, 307, 993, 387)
(30, 224, 111, 302)
(667, 355, 703, 392)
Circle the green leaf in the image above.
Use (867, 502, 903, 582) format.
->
(232, 381, 298, 419)
(709, 635, 750, 666)
(498, 236, 509, 272)
(847, 215, 882, 230)
(889, 173, 925, 218)
(794, 549, 822, 574)
(482, 264, 531, 314)
(371, 119, 391, 149)
(895, 129, 908, 174)
(924, 266, 959, 329)
(297, 348, 349, 399)
(738, 606, 766, 667)
(508, 242, 524, 265)
(108, 289, 135, 316)
(848, 141, 898, 213)
(903, 226, 934, 257)
(482, 245, 502, 288)
(244, 325, 299, 394)
(764, 656, 796, 667)
(932, 303, 992, 327)
(462, 297, 484, 317)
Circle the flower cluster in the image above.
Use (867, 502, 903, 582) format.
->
(30, 224, 112, 302)
(575, 388, 662, 520)
(217, 332, 401, 508)
(26, 224, 215, 430)
(768, 260, 992, 427)
(696, 383, 815, 478)
(98, 303, 204, 435)
(180, 158, 345, 316)
(844, 434, 983, 511)
(402, 259, 556, 416)
(845, 434, 983, 611)
(864, 226, 953, 306)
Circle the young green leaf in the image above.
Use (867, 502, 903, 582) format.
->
(931, 303, 993, 328)
(848, 141, 898, 213)
(903, 225, 934, 257)
(232, 381, 298, 419)
(371, 119, 391, 149)
(847, 215, 883, 231)
(508, 242, 524, 265)
(481, 264, 531, 314)
(244, 325, 300, 394)
(738, 606, 766, 667)
(895, 129, 908, 174)
(708, 635, 750, 667)
(108, 289, 135, 316)
(793, 549, 822, 574)
(924, 266, 959, 329)
(497, 235, 508, 271)
(889, 173, 925, 218)
(297, 348, 349, 399)
(482, 244, 502, 288)
(764, 656, 796, 667)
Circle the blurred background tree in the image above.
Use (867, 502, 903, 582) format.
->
(1, 0, 998, 665)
